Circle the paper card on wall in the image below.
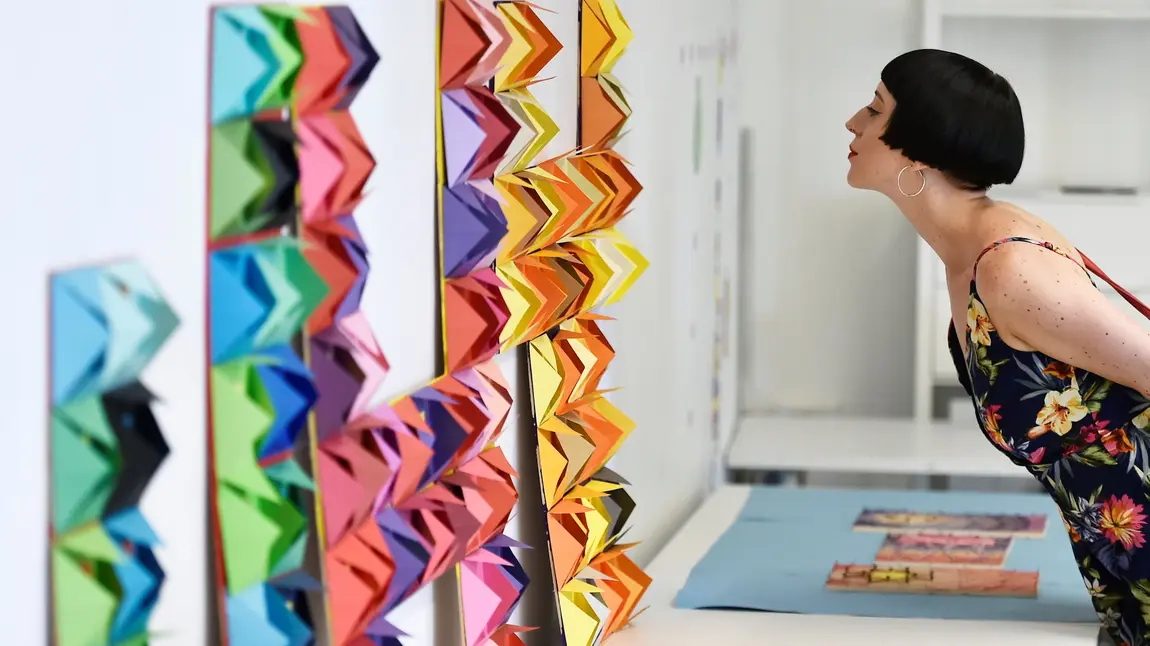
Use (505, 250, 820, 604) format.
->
(536, 403, 632, 509)
(494, 152, 640, 263)
(574, 150, 641, 231)
(210, 347, 316, 594)
(580, 73, 631, 148)
(534, 158, 604, 250)
(207, 5, 385, 645)
(302, 214, 370, 334)
(309, 311, 390, 440)
(294, 7, 352, 115)
(443, 183, 509, 278)
(209, 238, 328, 364)
(318, 359, 515, 643)
(443, 87, 520, 187)
(50, 262, 179, 405)
(495, 229, 647, 348)
(460, 537, 533, 646)
(580, 0, 633, 77)
(496, 87, 559, 175)
(210, 118, 299, 239)
(494, 1, 560, 93)
(591, 549, 651, 637)
(52, 514, 165, 646)
(440, 0, 510, 90)
(325, 5, 380, 109)
(211, 5, 377, 121)
(444, 269, 511, 372)
(298, 111, 376, 224)
(210, 6, 303, 123)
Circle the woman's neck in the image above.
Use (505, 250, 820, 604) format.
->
(892, 174, 993, 269)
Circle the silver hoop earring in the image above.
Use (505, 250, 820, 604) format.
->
(897, 165, 926, 197)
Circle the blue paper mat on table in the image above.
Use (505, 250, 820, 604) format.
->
(673, 486, 1096, 622)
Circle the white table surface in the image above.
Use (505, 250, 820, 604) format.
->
(727, 414, 1033, 479)
(608, 485, 1101, 646)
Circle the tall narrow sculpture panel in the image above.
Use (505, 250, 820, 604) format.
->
(436, 0, 651, 644)
(48, 261, 180, 646)
(436, 1, 549, 643)
(524, 0, 652, 643)
(206, 5, 377, 643)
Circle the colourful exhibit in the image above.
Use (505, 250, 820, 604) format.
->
(48, 261, 180, 646)
(199, 0, 650, 644)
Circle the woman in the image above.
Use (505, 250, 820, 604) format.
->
(845, 48, 1150, 644)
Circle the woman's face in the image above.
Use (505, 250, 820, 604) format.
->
(845, 83, 915, 195)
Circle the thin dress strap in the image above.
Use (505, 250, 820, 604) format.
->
(971, 236, 1089, 281)
(973, 236, 1150, 320)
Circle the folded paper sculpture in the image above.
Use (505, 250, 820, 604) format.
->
(48, 261, 180, 646)
(579, 0, 633, 150)
(436, 1, 650, 644)
(529, 315, 651, 644)
(207, 5, 377, 645)
(204, 2, 650, 644)
(432, 3, 538, 643)
(319, 361, 524, 645)
(517, 1, 651, 642)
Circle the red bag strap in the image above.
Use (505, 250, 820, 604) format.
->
(1078, 250, 1150, 320)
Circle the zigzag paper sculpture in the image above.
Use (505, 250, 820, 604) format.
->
(318, 360, 526, 645)
(436, 1, 650, 643)
(528, 315, 650, 645)
(437, 2, 541, 644)
(439, 1, 646, 368)
(523, 1, 651, 643)
(438, 0, 516, 374)
(207, 5, 377, 645)
(48, 261, 180, 646)
(579, 0, 633, 150)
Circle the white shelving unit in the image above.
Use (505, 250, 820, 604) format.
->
(913, 0, 1150, 427)
(929, 0, 1150, 20)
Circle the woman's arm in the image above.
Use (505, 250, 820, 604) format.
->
(976, 243, 1150, 397)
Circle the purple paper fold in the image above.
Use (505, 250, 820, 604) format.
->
(443, 184, 507, 278)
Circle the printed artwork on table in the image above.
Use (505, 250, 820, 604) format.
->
(874, 533, 1013, 569)
(853, 509, 1048, 539)
(825, 563, 1039, 598)
(48, 261, 180, 646)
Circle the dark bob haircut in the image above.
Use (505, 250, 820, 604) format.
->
(880, 49, 1024, 193)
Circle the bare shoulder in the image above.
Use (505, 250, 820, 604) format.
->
(972, 229, 1150, 394)
(969, 203, 1087, 306)
(974, 240, 1096, 330)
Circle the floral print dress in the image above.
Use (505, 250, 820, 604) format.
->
(951, 237, 1150, 646)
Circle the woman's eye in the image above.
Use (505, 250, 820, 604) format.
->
(865, 106, 879, 116)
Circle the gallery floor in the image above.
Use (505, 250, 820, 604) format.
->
(617, 415, 1108, 646)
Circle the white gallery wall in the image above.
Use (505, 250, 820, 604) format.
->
(740, 0, 922, 418)
(0, 0, 740, 644)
